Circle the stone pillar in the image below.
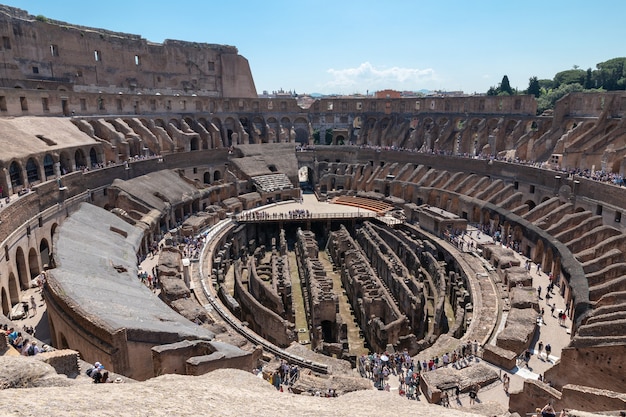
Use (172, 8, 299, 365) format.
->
(54, 162, 61, 177)
(38, 162, 46, 183)
(3, 168, 13, 196)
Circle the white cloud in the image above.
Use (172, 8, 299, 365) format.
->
(324, 62, 436, 93)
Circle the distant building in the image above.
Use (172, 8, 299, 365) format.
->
(375, 89, 402, 99)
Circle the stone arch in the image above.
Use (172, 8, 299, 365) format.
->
(203, 172, 211, 184)
(1, 287, 8, 316)
(211, 118, 225, 147)
(75, 149, 87, 169)
(223, 117, 237, 145)
(9, 160, 23, 188)
(40, 238, 51, 269)
(213, 171, 221, 182)
(15, 246, 28, 290)
(280, 117, 291, 128)
(190, 136, 199, 151)
(294, 128, 308, 144)
(59, 151, 72, 174)
(89, 147, 99, 167)
(252, 116, 265, 143)
(154, 118, 167, 129)
(7, 271, 19, 305)
(28, 247, 40, 279)
(526, 120, 538, 132)
(266, 117, 279, 143)
(298, 165, 314, 191)
(169, 118, 180, 129)
(504, 119, 517, 135)
(57, 331, 70, 350)
(25, 158, 40, 184)
(43, 153, 55, 178)
(524, 200, 536, 211)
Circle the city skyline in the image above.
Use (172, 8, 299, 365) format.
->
(5, 0, 626, 95)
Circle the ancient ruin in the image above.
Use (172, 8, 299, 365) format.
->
(0, 5, 625, 416)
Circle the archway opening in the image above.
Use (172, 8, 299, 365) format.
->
(15, 247, 29, 290)
(1, 288, 9, 316)
(26, 158, 40, 183)
(43, 154, 55, 179)
(8, 272, 19, 305)
(40, 239, 50, 269)
(28, 247, 40, 279)
(75, 149, 87, 170)
(9, 161, 23, 188)
(89, 147, 99, 167)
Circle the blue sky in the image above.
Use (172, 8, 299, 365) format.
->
(5, 0, 626, 95)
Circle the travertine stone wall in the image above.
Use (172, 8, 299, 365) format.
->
(0, 6, 256, 97)
(327, 225, 412, 353)
(295, 228, 343, 349)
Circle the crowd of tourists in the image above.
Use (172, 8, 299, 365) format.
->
(260, 360, 301, 392)
(358, 340, 481, 401)
(180, 235, 204, 260)
(3, 324, 50, 356)
(238, 210, 313, 222)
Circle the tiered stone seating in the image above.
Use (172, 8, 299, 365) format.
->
(331, 195, 392, 215)
(252, 174, 293, 193)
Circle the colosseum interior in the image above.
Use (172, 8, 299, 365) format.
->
(0, 5, 625, 416)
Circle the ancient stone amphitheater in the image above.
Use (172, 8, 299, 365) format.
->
(0, 5, 624, 416)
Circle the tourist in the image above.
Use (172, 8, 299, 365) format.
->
(92, 365, 109, 383)
(30, 295, 37, 316)
(441, 390, 449, 407)
(21, 339, 31, 356)
(7, 327, 18, 345)
(27, 340, 40, 356)
(469, 383, 479, 404)
(545, 343, 552, 357)
(13, 332, 24, 349)
(502, 373, 510, 394)
(538, 341, 544, 356)
(541, 402, 556, 417)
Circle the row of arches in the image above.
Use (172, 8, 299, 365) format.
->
(1, 231, 54, 317)
(2, 147, 102, 195)
(419, 186, 561, 279)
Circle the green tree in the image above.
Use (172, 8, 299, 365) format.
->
(325, 128, 333, 145)
(538, 79, 554, 90)
(312, 129, 320, 144)
(500, 75, 514, 95)
(536, 83, 584, 114)
(595, 57, 626, 90)
(527, 76, 541, 98)
(553, 69, 585, 88)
